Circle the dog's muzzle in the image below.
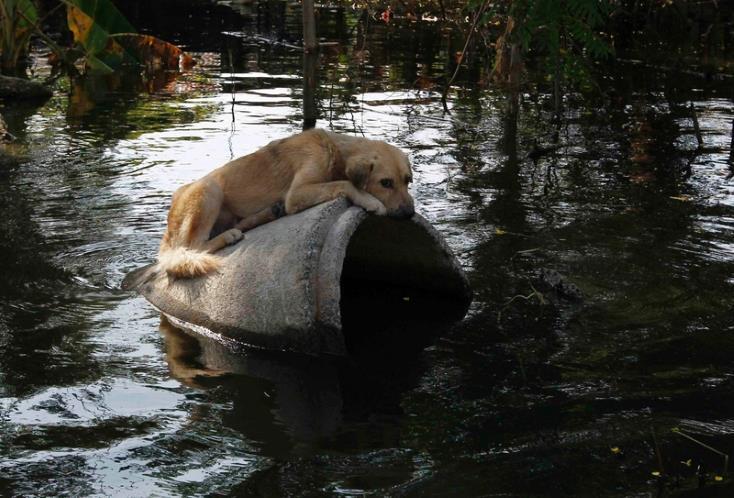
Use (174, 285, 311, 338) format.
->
(389, 205, 415, 219)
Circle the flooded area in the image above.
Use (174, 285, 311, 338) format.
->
(2, 1, 734, 496)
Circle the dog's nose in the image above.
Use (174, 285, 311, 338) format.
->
(391, 205, 415, 219)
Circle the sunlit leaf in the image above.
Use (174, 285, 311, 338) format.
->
(610, 446, 621, 454)
(64, 0, 135, 71)
(63, 0, 193, 73)
(495, 228, 507, 235)
(715, 475, 724, 481)
(65, 0, 135, 52)
(670, 195, 691, 202)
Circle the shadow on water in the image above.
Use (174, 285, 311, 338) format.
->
(154, 275, 470, 495)
(157, 277, 469, 454)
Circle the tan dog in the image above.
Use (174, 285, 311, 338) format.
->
(158, 129, 414, 278)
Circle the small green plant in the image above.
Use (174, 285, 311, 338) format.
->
(0, 0, 38, 75)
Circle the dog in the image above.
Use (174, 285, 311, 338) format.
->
(157, 128, 414, 278)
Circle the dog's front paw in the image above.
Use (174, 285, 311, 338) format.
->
(222, 228, 244, 245)
(358, 194, 387, 216)
(370, 203, 387, 216)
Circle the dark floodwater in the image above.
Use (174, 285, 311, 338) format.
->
(2, 1, 734, 496)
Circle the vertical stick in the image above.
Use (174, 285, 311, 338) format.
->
(303, 52, 318, 130)
(302, 0, 318, 129)
(302, 0, 317, 53)
(690, 102, 703, 149)
(729, 119, 734, 164)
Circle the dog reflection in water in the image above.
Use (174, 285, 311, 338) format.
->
(158, 317, 344, 441)
(158, 317, 227, 387)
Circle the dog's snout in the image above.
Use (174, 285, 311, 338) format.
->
(390, 204, 415, 219)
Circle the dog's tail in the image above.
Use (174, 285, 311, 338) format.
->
(157, 247, 222, 278)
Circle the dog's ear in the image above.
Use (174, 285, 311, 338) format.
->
(345, 157, 374, 190)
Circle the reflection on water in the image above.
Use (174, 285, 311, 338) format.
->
(2, 0, 734, 496)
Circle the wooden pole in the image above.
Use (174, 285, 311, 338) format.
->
(303, 52, 318, 130)
(302, 0, 318, 129)
(303, 0, 317, 53)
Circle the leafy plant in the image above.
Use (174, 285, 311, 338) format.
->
(499, 0, 613, 88)
(64, 0, 195, 74)
(0, 0, 193, 77)
(0, 0, 38, 75)
(64, 0, 136, 72)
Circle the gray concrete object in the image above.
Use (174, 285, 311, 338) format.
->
(124, 198, 471, 356)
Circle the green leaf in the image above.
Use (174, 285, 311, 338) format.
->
(0, 0, 38, 73)
(64, 0, 137, 70)
(84, 53, 114, 74)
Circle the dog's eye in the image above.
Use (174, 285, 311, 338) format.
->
(380, 179, 394, 189)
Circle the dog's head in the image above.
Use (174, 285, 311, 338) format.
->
(345, 141, 415, 219)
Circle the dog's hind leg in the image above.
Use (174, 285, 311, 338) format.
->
(158, 180, 243, 279)
(176, 181, 243, 253)
(203, 227, 243, 252)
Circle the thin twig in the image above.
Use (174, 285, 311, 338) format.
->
(440, 0, 491, 113)
(672, 427, 729, 476)
(652, 426, 665, 476)
(690, 102, 703, 149)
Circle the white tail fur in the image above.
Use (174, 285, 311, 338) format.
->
(157, 247, 222, 278)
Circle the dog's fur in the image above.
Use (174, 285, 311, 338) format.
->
(158, 129, 414, 278)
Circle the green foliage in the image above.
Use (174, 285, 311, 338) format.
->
(63, 0, 193, 74)
(512, 0, 613, 59)
(478, 0, 613, 89)
(0, 0, 191, 77)
(0, 0, 39, 75)
(63, 0, 138, 73)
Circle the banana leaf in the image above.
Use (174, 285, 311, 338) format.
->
(64, 0, 192, 73)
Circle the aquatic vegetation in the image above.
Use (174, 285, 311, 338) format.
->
(0, 0, 192, 77)
(0, 0, 38, 75)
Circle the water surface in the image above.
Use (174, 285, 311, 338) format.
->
(1, 2, 734, 496)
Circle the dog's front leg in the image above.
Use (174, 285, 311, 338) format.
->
(285, 180, 386, 215)
(234, 202, 286, 232)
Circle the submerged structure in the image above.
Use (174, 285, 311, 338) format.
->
(124, 199, 471, 356)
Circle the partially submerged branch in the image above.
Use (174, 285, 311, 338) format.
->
(0, 74, 52, 100)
